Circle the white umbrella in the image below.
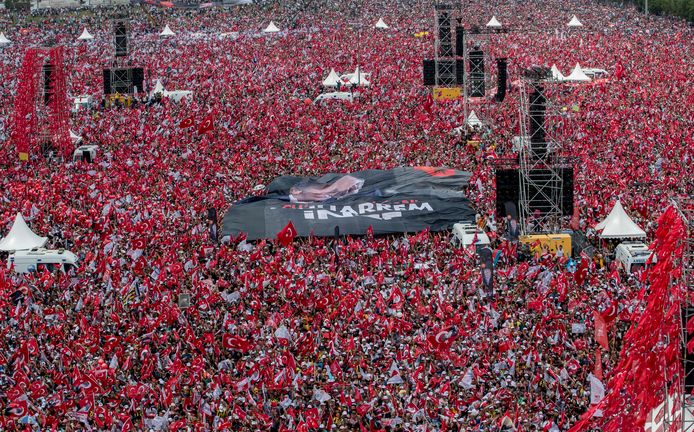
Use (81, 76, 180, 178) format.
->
(0, 32, 11, 45)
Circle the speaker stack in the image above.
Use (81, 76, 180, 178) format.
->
(495, 168, 574, 218)
(496, 58, 507, 102)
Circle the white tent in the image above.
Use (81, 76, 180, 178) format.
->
(160, 25, 175, 37)
(0, 213, 48, 251)
(467, 110, 483, 127)
(263, 21, 280, 33)
(348, 66, 370, 86)
(486, 16, 502, 28)
(70, 130, 82, 144)
(77, 28, 94, 41)
(375, 18, 389, 29)
(594, 200, 647, 239)
(451, 110, 484, 135)
(550, 64, 566, 81)
(565, 63, 591, 82)
(151, 79, 165, 96)
(322, 68, 342, 87)
(567, 15, 583, 27)
(0, 32, 10, 45)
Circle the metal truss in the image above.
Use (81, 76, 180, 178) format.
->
(517, 69, 566, 234)
(677, 197, 694, 432)
(433, 4, 456, 88)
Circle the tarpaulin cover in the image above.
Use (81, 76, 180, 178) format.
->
(223, 167, 476, 240)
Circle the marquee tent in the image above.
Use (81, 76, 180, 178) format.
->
(594, 200, 647, 239)
(568, 15, 583, 27)
(375, 18, 389, 29)
(486, 16, 502, 28)
(347, 67, 370, 86)
(160, 25, 175, 36)
(322, 69, 342, 87)
(565, 63, 591, 82)
(0, 213, 48, 251)
(263, 21, 280, 33)
(77, 28, 94, 40)
(551, 64, 566, 81)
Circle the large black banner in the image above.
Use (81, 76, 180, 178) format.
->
(222, 167, 476, 240)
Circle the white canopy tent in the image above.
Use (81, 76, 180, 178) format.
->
(565, 63, 591, 82)
(160, 25, 175, 36)
(486, 16, 502, 28)
(551, 64, 565, 81)
(0, 32, 10, 45)
(77, 28, 94, 40)
(594, 200, 647, 239)
(346, 67, 370, 86)
(375, 18, 389, 29)
(567, 15, 583, 27)
(466, 110, 483, 127)
(263, 21, 280, 33)
(151, 79, 165, 96)
(451, 110, 484, 136)
(322, 68, 342, 87)
(0, 213, 48, 251)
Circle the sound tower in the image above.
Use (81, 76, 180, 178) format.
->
(438, 12, 452, 57)
(43, 62, 54, 105)
(423, 60, 436, 86)
(495, 168, 574, 217)
(496, 58, 507, 102)
(469, 47, 485, 97)
(529, 87, 547, 157)
(114, 21, 128, 57)
(131, 67, 144, 93)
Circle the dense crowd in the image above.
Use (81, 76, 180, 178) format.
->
(0, 0, 692, 430)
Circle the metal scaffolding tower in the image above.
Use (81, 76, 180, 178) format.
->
(679, 197, 694, 432)
(433, 3, 456, 88)
(517, 66, 566, 234)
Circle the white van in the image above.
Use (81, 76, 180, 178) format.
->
(615, 242, 656, 274)
(452, 223, 490, 251)
(8, 248, 79, 274)
(313, 92, 357, 104)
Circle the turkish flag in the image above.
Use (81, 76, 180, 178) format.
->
(222, 334, 253, 353)
(304, 408, 320, 429)
(179, 116, 194, 129)
(594, 311, 609, 350)
(277, 221, 297, 246)
(423, 93, 433, 115)
(197, 115, 214, 134)
(594, 348, 603, 380)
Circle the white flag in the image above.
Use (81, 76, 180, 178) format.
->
(460, 367, 475, 389)
(589, 373, 605, 405)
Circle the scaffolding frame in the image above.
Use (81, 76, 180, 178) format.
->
(517, 69, 565, 234)
(678, 197, 694, 432)
(433, 4, 456, 88)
